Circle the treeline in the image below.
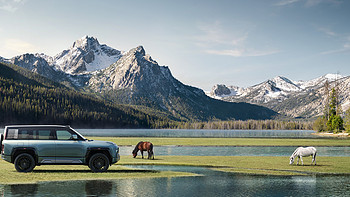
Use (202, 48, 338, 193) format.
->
(166, 119, 314, 130)
(0, 63, 171, 128)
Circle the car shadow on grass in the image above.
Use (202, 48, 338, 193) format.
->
(32, 169, 159, 173)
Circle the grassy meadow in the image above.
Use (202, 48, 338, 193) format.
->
(1, 137, 350, 184)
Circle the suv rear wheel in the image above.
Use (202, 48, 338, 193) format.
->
(14, 153, 36, 172)
(88, 153, 109, 172)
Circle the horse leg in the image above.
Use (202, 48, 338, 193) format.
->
(151, 150, 154, 160)
(300, 156, 304, 165)
(313, 153, 317, 165)
(147, 150, 150, 159)
(297, 156, 300, 165)
(141, 151, 144, 159)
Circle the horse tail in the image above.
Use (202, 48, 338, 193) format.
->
(149, 142, 154, 159)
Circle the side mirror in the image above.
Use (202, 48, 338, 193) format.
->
(72, 134, 78, 140)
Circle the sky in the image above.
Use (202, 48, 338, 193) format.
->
(0, 0, 350, 90)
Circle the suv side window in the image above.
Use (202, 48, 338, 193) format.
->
(35, 130, 54, 140)
(18, 129, 33, 140)
(56, 130, 73, 140)
(6, 129, 19, 140)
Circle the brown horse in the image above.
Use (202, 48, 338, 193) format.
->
(132, 141, 154, 159)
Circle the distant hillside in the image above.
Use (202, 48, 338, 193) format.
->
(0, 62, 169, 128)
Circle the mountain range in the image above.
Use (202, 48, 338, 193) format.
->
(0, 36, 276, 124)
(207, 74, 350, 118)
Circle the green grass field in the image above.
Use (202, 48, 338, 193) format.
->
(1, 137, 350, 184)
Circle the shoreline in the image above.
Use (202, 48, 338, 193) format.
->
(311, 132, 349, 138)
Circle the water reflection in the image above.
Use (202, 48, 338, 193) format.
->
(85, 180, 113, 196)
(10, 184, 38, 197)
(2, 168, 350, 197)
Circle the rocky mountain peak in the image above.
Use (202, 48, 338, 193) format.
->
(72, 35, 100, 51)
(131, 45, 146, 56)
(53, 36, 122, 74)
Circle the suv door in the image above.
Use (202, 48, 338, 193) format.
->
(30, 129, 56, 164)
(54, 129, 86, 164)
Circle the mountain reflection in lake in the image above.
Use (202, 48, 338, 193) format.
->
(1, 166, 350, 197)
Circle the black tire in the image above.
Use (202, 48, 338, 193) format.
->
(88, 153, 109, 172)
(14, 153, 36, 172)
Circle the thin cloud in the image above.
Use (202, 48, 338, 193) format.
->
(196, 21, 248, 47)
(196, 21, 279, 57)
(274, 0, 341, 7)
(318, 27, 337, 37)
(0, 0, 26, 12)
(321, 41, 350, 55)
(206, 49, 280, 57)
(319, 30, 350, 55)
(274, 0, 300, 6)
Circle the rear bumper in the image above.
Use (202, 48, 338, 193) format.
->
(1, 154, 11, 163)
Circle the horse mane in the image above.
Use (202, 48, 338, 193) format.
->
(291, 147, 301, 157)
(133, 141, 144, 152)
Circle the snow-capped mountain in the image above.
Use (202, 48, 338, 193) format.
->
(53, 36, 123, 74)
(294, 73, 343, 89)
(1, 36, 276, 121)
(208, 74, 342, 101)
(208, 76, 302, 102)
(208, 74, 348, 118)
(87, 45, 276, 120)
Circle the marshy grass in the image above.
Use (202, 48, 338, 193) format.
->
(1, 137, 350, 184)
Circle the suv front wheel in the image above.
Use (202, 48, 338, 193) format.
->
(14, 153, 36, 172)
(88, 153, 110, 172)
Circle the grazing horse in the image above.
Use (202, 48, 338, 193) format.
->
(132, 141, 154, 159)
(289, 147, 317, 165)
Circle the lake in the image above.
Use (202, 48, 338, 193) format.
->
(120, 146, 350, 157)
(76, 129, 316, 138)
(1, 165, 350, 197)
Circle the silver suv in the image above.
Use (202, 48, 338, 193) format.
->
(0, 125, 120, 172)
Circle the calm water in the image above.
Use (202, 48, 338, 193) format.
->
(1, 166, 350, 197)
(121, 146, 350, 157)
(77, 129, 316, 138)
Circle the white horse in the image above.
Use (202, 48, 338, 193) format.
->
(289, 147, 317, 165)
